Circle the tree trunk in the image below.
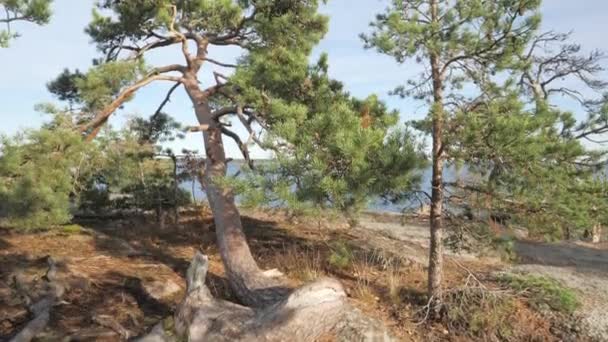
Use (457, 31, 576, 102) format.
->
(171, 155, 179, 223)
(178, 73, 395, 340)
(428, 0, 445, 310)
(592, 223, 602, 243)
(191, 179, 197, 204)
(183, 78, 288, 307)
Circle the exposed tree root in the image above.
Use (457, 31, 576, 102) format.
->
(138, 252, 395, 342)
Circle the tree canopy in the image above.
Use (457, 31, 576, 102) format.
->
(0, 0, 52, 47)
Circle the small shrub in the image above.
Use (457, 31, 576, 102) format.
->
(492, 235, 517, 262)
(443, 287, 516, 339)
(327, 240, 353, 269)
(499, 273, 580, 314)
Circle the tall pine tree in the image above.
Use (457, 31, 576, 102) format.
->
(363, 0, 542, 308)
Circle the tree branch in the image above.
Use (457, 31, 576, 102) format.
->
(212, 106, 238, 120)
(81, 74, 183, 141)
(203, 57, 238, 68)
(220, 126, 254, 169)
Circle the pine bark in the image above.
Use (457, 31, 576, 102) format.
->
(183, 75, 288, 308)
(427, 0, 445, 309)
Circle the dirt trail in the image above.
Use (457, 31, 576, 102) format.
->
(358, 213, 608, 340)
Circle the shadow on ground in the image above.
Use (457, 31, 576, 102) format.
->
(515, 240, 608, 276)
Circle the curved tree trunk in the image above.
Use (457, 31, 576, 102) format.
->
(176, 74, 395, 341)
(193, 97, 289, 307)
(177, 253, 345, 341)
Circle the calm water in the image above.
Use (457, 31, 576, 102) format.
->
(181, 163, 466, 213)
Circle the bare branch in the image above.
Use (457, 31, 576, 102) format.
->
(151, 82, 182, 119)
(167, 5, 194, 68)
(236, 106, 265, 147)
(204, 57, 238, 68)
(82, 74, 183, 141)
(220, 126, 254, 169)
(212, 106, 238, 120)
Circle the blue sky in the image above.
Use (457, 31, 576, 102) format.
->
(1, 0, 607, 158)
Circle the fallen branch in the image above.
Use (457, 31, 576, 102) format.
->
(10, 257, 65, 342)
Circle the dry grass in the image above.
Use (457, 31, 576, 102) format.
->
(268, 245, 326, 283)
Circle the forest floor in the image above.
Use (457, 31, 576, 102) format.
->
(0, 207, 605, 341)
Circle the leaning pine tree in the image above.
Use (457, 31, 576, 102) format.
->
(62, 1, 394, 340)
(362, 0, 542, 309)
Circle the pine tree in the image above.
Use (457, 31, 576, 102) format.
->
(57, 1, 380, 338)
(0, 113, 101, 229)
(0, 0, 52, 47)
(448, 31, 608, 242)
(363, 0, 542, 308)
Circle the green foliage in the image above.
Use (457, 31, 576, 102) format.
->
(0, 106, 191, 229)
(363, 0, 541, 96)
(491, 235, 517, 262)
(499, 273, 580, 314)
(365, 0, 607, 242)
(129, 112, 184, 146)
(47, 68, 85, 109)
(0, 114, 100, 229)
(448, 82, 608, 239)
(61, 223, 84, 235)
(327, 240, 353, 269)
(235, 57, 426, 214)
(120, 158, 191, 212)
(76, 60, 147, 111)
(85, 0, 328, 58)
(78, 115, 190, 214)
(0, 0, 52, 47)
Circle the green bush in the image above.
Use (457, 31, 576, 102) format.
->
(492, 235, 517, 262)
(499, 273, 580, 314)
(61, 224, 84, 234)
(0, 116, 100, 230)
(327, 240, 353, 269)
